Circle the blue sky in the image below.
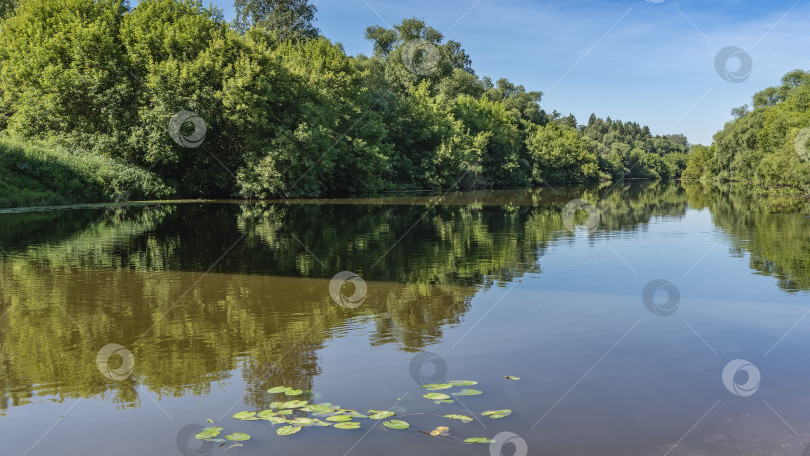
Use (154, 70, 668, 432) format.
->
(205, 0, 810, 145)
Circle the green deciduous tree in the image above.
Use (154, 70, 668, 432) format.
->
(526, 123, 599, 185)
(233, 0, 318, 41)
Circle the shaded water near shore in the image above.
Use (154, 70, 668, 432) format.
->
(1, 181, 810, 456)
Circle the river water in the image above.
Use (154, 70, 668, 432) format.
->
(1, 181, 809, 456)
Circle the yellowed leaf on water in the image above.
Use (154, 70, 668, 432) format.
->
(430, 426, 450, 436)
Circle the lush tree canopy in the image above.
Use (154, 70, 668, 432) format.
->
(685, 69, 810, 199)
(0, 0, 691, 204)
(233, 0, 318, 40)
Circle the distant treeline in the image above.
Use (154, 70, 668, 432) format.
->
(685, 69, 810, 198)
(0, 0, 690, 202)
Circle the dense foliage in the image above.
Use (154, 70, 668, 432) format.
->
(684, 69, 810, 198)
(0, 0, 691, 205)
(0, 137, 171, 208)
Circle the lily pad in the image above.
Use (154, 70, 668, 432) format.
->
(300, 404, 332, 413)
(481, 409, 512, 419)
(443, 414, 474, 423)
(233, 411, 257, 420)
(289, 417, 318, 426)
(285, 389, 304, 396)
(276, 426, 301, 436)
(449, 380, 478, 386)
(452, 389, 482, 396)
(333, 422, 361, 430)
(264, 416, 287, 424)
(504, 376, 520, 380)
(434, 399, 454, 404)
(368, 411, 396, 420)
(204, 438, 226, 443)
(382, 420, 409, 429)
(267, 386, 291, 394)
(464, 437, 495, 443)
(268, 402, 283, 409)
(326, 415, 353, 422)
(281, 400, 308, 409)
(422, 393, 451, 400)
(429, 426, 450, 436)
(194, 427, 223, 439)
(225, 433, 251, 441)
(257, 410, 277, 420)
(422, 383, 453, 390)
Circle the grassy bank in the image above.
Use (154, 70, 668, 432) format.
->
(0, 137, 173, 209)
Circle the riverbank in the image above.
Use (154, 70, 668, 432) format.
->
(0, 137, 172, 208)
(2, 137, 809, 212)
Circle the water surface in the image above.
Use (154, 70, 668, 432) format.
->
(1, 181, 809, 456)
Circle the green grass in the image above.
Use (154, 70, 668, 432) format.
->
(0, 137, 174, 209)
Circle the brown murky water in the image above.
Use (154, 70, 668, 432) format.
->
(1, 181, 809, 456)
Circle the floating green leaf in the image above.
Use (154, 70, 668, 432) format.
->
(368, 411, 396, 420)
(257, 410, 277, 420)
(504, 376, 520, 380)
(481, 409, 512, 418)
(422, 383, 453, 390)
(382, 420, 409, 429)
(300, 404, 332, 413)
(449, 380, 478, 386)
(281, 400, 307, 409)
(452, 389, 482, 396)
(225, 433, 251, 441)
(443, 414, 474, 423)
(276, 426, 301, 436)
(423, 393, 451, 400)
(285, 389, 304, 396)
(206, 419, 214, 423)
(194, 427, 223, 439)
(267, 386, 291, 394)
(289, 417, 318, 426)
(268, 402, 283, 409)
(204, 438, 226, 443)
(434, 399, 454, 404)
(464, 437, 495, 443)
(326, 415, 353, 422)
(264, 416, 287, 424)
(277, 409, 294, 415)
(233, 411, 257, 420)
(333, 422, 361, 430)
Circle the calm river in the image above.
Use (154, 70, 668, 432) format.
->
(1, 181, 809, 456)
